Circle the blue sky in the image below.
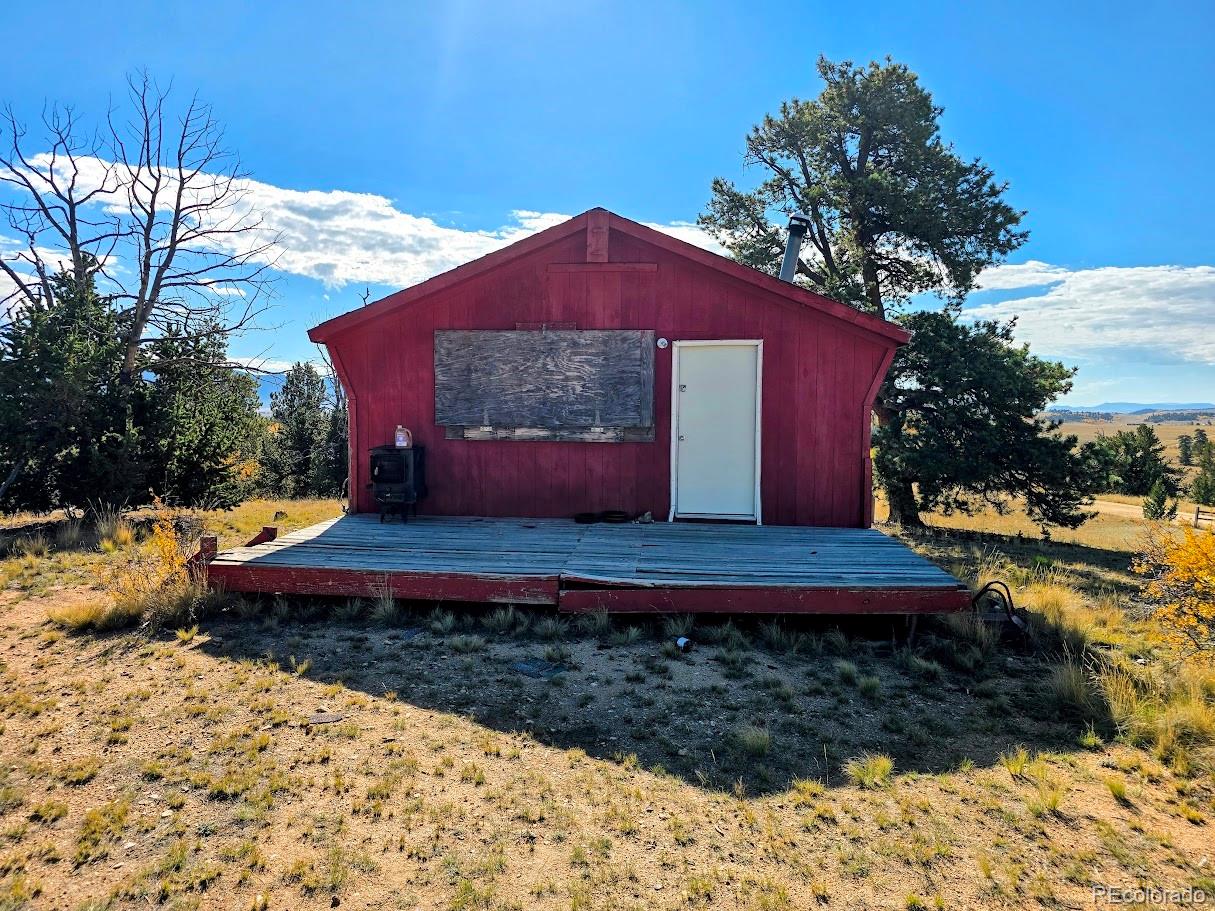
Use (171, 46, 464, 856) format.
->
(2, 0, 1213, 404)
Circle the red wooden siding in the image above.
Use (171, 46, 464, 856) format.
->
(315, 212, 899, 528)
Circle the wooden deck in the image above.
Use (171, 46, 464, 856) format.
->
(204, 516, 971, 614)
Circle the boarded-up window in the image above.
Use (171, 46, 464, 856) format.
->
(434, 329, 655, 442)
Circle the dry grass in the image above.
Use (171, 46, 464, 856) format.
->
(2, 497, 1214, 908)
(199, 498, 343, 548)
(51, 510, 206, 632)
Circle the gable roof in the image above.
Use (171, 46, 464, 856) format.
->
(308, 208, 911, 346)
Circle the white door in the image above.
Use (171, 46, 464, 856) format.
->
(671, 341, 761, 521)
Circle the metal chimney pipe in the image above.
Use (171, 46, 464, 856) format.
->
(778, 213, 813, 283)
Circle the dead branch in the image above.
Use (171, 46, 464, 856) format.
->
(0, 72, 279, 377)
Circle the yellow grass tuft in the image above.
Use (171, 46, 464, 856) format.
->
(51, 506, 207, 633)
(94, 503, 136, 552)
(1047, 653, 1095, 716)
(999, 745, 1030, 779)
(47, 598, 143, 633)
(17, 533, 49, 559)
(843, 753, 893, 788)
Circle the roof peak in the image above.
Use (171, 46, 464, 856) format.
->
(309, 207, 909, 346)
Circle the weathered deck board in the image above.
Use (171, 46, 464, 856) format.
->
(205, 515, 970, 613)
(559, 522, 961, 590)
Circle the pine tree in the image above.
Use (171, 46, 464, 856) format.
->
(138, 328, 265, 509)
(699, 56, 1094, 528)
(1142, 479, 1177, 521)
(314, 392, 349, 497)
(1178, 434, 1194, 466)
(0, 268, 141, 511)
(261, 363, 330, 498)
(0, 269, 268, 513)
(874, 309, 1093, 528)
(1193, 453, 1215, 507)
(1090, 425, 1180, 496)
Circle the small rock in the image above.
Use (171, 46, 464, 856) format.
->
(123, 842, 136, 850)
(307, 712, 346, 725)
(160, 810, 172, 819)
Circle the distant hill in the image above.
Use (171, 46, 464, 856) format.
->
(1050, 402, 1214, 414)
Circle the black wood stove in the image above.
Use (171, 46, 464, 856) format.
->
(367, 445, 427, 522)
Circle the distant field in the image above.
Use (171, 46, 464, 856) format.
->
(875, 497, 1163, 570)
(1055, 416, 1206, 451)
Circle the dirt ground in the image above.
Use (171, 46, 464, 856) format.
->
(2, 592, 1213, 908)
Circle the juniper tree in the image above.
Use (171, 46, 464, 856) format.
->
(0, 268, 138, 510)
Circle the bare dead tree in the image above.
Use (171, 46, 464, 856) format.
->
(0, 73, 278, 378)
(0, 104, 121, 313)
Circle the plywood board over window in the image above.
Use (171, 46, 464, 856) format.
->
(434, 329, 655, 442)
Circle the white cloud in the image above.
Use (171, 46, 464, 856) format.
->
(229, 187, 724, 288)
(974, 260, 1071, 291)
(968, 262, 1215, 365)
(4, 153, 724, 294)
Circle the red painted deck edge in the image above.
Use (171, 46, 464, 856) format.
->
(557, 586, 972, 615)
(207, 565, 558, 605)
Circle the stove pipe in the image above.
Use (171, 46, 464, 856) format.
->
(778, 213, 813, 283)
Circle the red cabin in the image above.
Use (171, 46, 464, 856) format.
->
(201, 208, 969, 615)
(308, 208, 908, 527)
